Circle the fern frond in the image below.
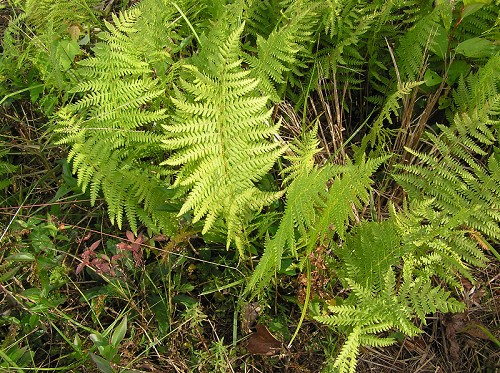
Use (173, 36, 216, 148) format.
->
(246, 164, 332, 292)
(244, 0, 283, 39)
(248, 151, 387, 294)
(337, 220, 402, 290)
(333, 326, 361, 373)
(54, 8, 175, 234)
(162, 22, 284, 249)
(316, 210, 475, 371)
(315, 155, 390, 241)
(394, 54, 500, 245)
(282, 128, 322, 185)
(364, 81, 423, 151)
(395, 6, 445, 81)
(24, 0, 101, 32)
(244, 2, 317, 101)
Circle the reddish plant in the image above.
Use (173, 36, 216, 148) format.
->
(116, 231, 144, 267)
(75, 231, 144, 277)
(76, 240, 117, 276)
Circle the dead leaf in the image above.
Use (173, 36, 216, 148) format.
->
(443, 312, 467, 361)
(67, 24, 81, 41)
(245, 324, 282, 355)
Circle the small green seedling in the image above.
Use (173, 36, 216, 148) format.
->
(89, 315, 128, 373)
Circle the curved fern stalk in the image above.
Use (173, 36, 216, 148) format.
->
(55, 9, 174, 233)
(162, 22, 285, 252)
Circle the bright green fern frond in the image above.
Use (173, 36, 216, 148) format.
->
(248, 152, 387, 294)
(163, 22, 284, 249)
(394, 54, 500, 244)
(244, 1, 317, 101)
(316, 209, 476, 372)
(400, 275, 465, 323)
(246, 164, 332, 293)
(315, 155, 390, 241)
(337, 220, 402, 291)
(390, 197, 489, 287)
(332, 326, 361, 373)
(54, 7, 175, 234)
(282, 128, 321, 185)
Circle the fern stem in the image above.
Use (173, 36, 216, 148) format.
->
(287, 257, 311, 348)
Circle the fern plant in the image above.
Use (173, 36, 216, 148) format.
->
(315, 53, 499, 373)
(394, 54, 500, 242)
(316, 219, 466, 373)
(247, 129, 389, 293)
(55, 9, 175, 234)
(163, 21, 285, 251)
(43, 2, 499, 371)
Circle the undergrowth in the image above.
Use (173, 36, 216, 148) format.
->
(1, 0, 499, 372)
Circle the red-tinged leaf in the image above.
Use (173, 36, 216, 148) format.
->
(89, 240, 101, 251)
(99, 254, 110, 262)
(245, 324, 282, 355)
(77, 232, 92, 243)
(75, 261, 87, 275)
(111, 254, 124, 262)
(116, 242, 128, 251)
(126, 231, 135, 242)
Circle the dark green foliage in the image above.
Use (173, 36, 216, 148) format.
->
(0, 150, 18, 191)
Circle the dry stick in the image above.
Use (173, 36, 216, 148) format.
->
(331, 72, 345, 162)
(383, 32, 450, 205)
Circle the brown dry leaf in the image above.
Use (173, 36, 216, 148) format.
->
(67, 24, 81, 40)
(245, 324, 282, 355)
(443, 313, 467, 361)
(460, 277, 474, 291)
